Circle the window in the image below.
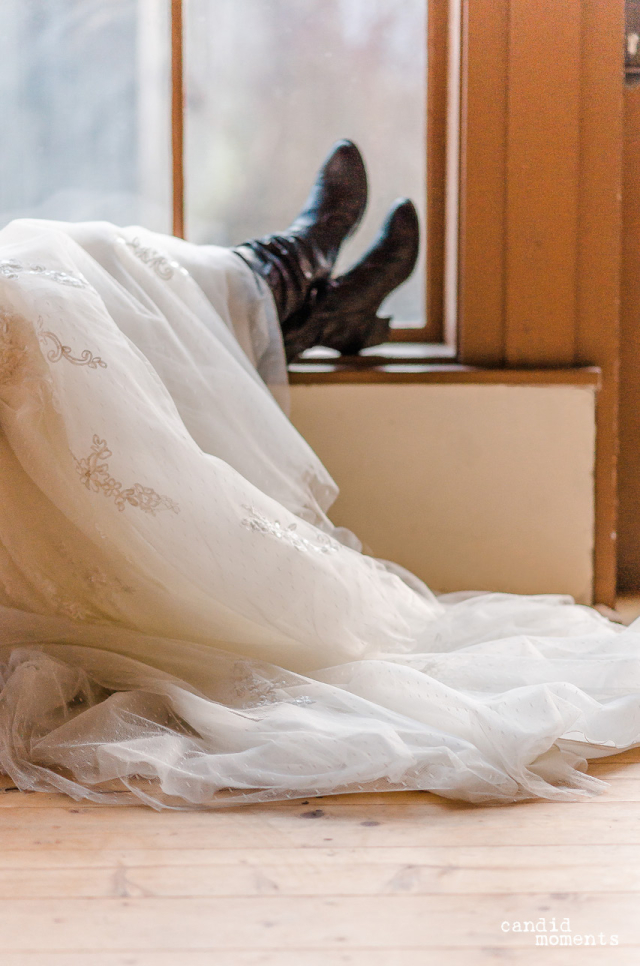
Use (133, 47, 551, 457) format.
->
(183, 0, 428, 333)
(1, 0, 453, 355)
(178, 0, 456, 356)
(0, 0, 171, 231)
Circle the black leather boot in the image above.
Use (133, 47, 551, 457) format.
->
(233, 140, 368, 323)
(283, 198, 420, 361)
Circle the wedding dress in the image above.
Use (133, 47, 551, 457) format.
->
(1, 217, 639, 809)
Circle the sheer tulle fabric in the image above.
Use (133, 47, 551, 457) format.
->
(0, 218, 639, 808)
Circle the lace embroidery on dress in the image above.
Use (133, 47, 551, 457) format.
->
(51, 598, 95, 622)
(53, 542, 135, 598)
(122, 237, 188, 281)
(73, 436, 180, 516)
(0, 314, 28, 385)
(240, 505, 340, 555)
(84, 568, 134, 595)
(0, 542, 138, 623)
(37, 323, 107, 370)
(29, 574, 98, 623)
(0, 259, 89, 289)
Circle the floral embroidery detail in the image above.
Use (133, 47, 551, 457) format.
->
(73, 435, 180, 516)
(0, 314, 28, 384)
(54, 599, 96, 622)
(240, 505, 340, 554)
(53, 542, 135, 597)
(28, 573, 98, 623)
(0, 259, 88, 288)
(38, 328, 107, 369)
(84, 568, 134, 594)
(124, 237, 181, 280)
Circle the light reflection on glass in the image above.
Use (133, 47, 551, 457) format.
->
(0, 0, 171, 232)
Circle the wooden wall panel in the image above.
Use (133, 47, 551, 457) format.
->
(576, 1, 624, 603)
(504, 0, 582, 366)
(457, 0, 508, 365)
(459, 0, 625, 605)
(618, 88, 640, 589)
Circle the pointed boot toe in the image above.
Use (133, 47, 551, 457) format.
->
(295, 198, 420, 357)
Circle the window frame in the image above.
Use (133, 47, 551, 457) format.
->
(169, 0, 450, 348)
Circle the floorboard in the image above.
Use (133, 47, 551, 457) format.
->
(2, 596, 639, 961)
(0, 758, 638, 961)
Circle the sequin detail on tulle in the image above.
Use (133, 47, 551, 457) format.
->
(232, 661, 286, 706)
(123, 237, 185, 281)
(73, 436, 180, 516)
(240, 505, 340, 555)
(0, 260, 89, 288)
(37, 325, 107, 369)
(231, 661, 315, 709)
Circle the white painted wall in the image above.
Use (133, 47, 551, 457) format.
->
(290, 383, 596, 603)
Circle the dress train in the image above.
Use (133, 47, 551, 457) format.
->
(0, 218, 639, 807)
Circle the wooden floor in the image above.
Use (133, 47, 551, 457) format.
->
(2, 598, 640, 965)
(2, 758, 640, 963)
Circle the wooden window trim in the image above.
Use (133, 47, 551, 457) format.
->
(289, 366, 601, 387)
(388, 0, 450, 345)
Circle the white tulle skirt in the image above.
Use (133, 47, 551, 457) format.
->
(0, 218, 639, 808)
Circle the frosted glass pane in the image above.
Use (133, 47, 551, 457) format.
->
(185, 0, 426, 325)
(0, 0, 171, 232)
